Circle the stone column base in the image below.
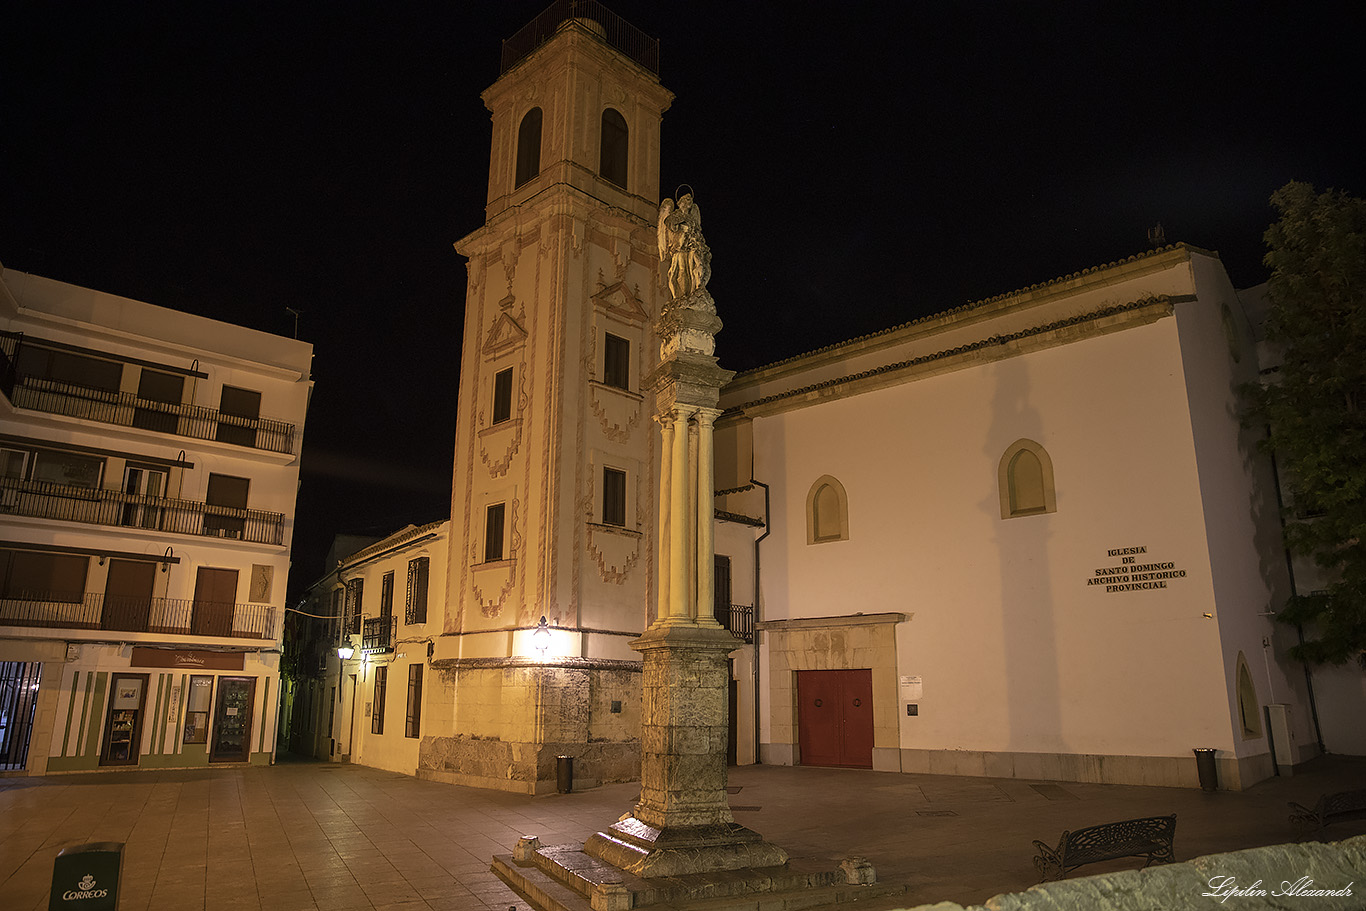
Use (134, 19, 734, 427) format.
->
(584, 813, 789, 877)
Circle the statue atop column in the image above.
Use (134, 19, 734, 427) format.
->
(657, 191, 712, 305)
(656, 189, 721, 359)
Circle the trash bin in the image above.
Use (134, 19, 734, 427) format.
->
(1193, 748, 1218, 791)
(50, 842, 123, 910)
(556, 755, 573, 794)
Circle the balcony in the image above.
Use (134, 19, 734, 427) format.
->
(3, 373, 297, 455)
(722, 603, 754, 644)
(0, 477, 285, 546)
(0, 590, 276, 640)
(361, 615, 396, 655)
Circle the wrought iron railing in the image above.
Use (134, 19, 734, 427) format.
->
(501, 0, 659, 75)
(0, 590, 276, 639)
(362, 615, 397, 654)
(0, 477, 285, 545)
(4, 373, 296, 455)
(725, 603, 754, 643)
(0, 332, 17, 400)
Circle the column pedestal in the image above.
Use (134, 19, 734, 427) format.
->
(583, 623, 789, 877)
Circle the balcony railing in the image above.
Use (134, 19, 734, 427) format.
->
(501, 0, 659, 75)
(0, 477, 285, 546)
(723, 603, 754, 643)
(6, 374, 297, 455)
(0, 590, 276, 639)
(362, 615, 397, 655)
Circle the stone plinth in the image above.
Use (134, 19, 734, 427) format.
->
(583, 623, 789, 877)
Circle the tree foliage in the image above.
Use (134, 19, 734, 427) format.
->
(1249, 181, 1366, 666)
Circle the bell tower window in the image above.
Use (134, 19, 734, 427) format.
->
(600, 108, 628, 188)
(515, 107, 543, 188)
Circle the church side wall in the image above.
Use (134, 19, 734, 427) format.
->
(1175, 255, 1319, 777)
(751, 313, 1241, 787)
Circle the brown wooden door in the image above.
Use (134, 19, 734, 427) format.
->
(797, 668, 874, 769)
(103, 559, 155, 632)
(192, 567, 238, 636)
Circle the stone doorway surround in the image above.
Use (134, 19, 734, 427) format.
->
(757, 612, 906, 772)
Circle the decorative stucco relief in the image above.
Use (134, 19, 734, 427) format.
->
(473, 562, 516, 619)
(500, 239, 518, 291)
(591, 281, 648, 324)
(588, 386, 642, 444)
(586, 524, 641, 585)
(472, 498, 520, 619)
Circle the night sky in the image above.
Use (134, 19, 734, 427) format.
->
(3, 2, 1361, 598)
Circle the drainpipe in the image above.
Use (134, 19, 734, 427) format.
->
(750, 476, 770, 765)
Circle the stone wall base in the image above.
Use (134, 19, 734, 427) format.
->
(897, 834, 1366, 911)
(758, 742, 1292, 790)
(896, 746, 1275, 790)
(418, 735, 640, 795)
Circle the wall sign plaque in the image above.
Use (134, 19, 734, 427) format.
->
(1085, 545, 1187, 594)
(130, 647, 245, 670)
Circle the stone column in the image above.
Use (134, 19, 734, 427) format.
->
(695, 407, 721, 627)
(656, 413, 674, 623)
(667, 406, 693, 624)
(585, 191, 786, 878)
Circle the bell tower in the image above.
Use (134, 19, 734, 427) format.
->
(427, 8, 674, 794)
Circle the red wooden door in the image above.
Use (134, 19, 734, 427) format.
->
(797, 668, 873, 769)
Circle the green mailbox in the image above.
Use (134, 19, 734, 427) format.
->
(49, 842, 122, 911)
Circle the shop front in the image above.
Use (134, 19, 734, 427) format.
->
(43, 644, 278, 772)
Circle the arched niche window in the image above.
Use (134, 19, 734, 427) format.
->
(998, 438, 1057, 519)
(515, 107, 542, 188)
(599, 108, 628, 188)
(1235, 652, 1263, 739)
(805, 475, 849, 544)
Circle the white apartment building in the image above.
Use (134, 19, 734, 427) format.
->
(0, 265, 311, 774)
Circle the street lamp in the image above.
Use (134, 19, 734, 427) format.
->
(337, 645, 353, 702)
(533, 616, 550, 659)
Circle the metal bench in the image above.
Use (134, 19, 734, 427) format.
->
(1033, 814, 1176, 882)
(1289, 789, 1366, 840)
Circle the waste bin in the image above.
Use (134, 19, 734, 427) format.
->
(50, 842, 123, 911)
(1193, 748, 1218, 791)
(556, 755, 573, 794)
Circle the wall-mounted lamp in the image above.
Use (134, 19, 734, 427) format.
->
(161, 546, 174, 573)
(336, 644, 353, 703)
(533, 616, 551, 658)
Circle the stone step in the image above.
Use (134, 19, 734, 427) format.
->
(493, 854, 593, 911)
(497, 845, 906, 911)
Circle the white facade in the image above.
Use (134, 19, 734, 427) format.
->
(0, 265, 311, 773)
(711, 246, 1338, 790)
(318, 522, 445, 775)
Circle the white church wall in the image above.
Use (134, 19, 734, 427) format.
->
(751, 307, 1249, 784)
(1174, 254, 1317, 771)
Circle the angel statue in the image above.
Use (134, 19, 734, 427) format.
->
(657, 192, 711, 302)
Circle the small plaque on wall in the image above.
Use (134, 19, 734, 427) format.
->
(899, 675, 923, 700)
(249, 565, 273, 603)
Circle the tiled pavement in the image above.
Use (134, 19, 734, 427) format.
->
(2, 752, 1364, 911)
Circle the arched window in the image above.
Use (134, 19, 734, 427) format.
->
(515, 107, 542, 188)
(599, 108, 628, 188)
(805, 475, 849, 544)
(998, 439, 1057, 518)
(1235, 652, 1263, 739)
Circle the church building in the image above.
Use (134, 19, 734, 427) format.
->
(403, 5, 1354, 794)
